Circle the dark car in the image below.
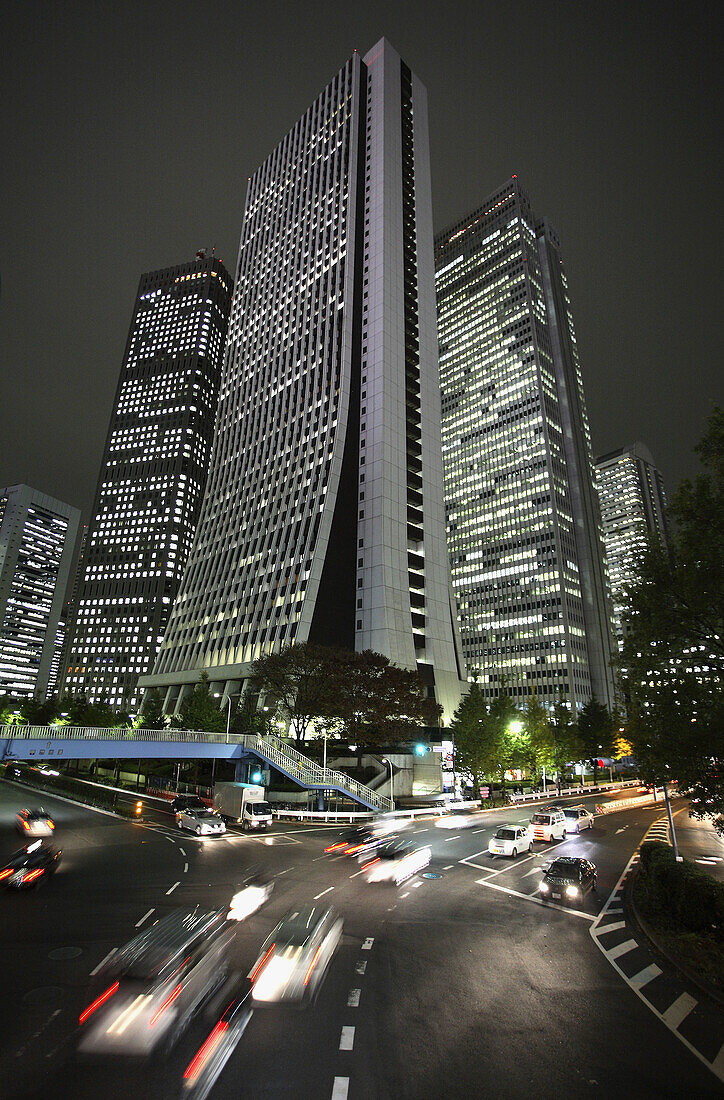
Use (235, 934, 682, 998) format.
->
(324, 825, 380, 857)
(0, 840, 62, 888)
(170, 794, 208, 814)
(539, 856, 596, 904)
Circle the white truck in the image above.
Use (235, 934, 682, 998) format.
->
(213, 782, 273, 831)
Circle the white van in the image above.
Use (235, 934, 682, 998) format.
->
(530, 809, 566, 842)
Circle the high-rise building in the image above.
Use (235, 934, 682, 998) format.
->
(595, 442, 668, 647)
(434, 178, 616, 711)
(0, 484, 80, 699)
(64, 254, 232, 710)
(141, 39, 465, 722)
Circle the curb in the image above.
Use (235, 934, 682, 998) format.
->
(627, 865, 724, 1011)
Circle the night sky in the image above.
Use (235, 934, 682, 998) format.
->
(2, 1, 721, 520)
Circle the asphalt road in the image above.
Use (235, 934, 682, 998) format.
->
(1, 780, 720, 1099)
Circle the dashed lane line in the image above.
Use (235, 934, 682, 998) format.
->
(183, 862, 188, 873)
(339, 1026, 355, 1051)
(166, 881, 180, 895)
(399, 892, 409, 898)
(314, 886, 335, 900)
(349, 868, 366, 879)
(443, 864, 454, 870)
(355, 960, 367, 975)
(136, 909, 155, 927)
(476, 877, 596, 921)
(361, 937, 374, 950)
(331, 1077, 349, 1100)
(444, 835, 462, 842)
(411, 881, 422, 888)
(178, 848, 186, 856)
(347, 988, 361, 1007)
(90, 948, 117, 976)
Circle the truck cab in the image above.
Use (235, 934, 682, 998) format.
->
(213, 782, 273, 831)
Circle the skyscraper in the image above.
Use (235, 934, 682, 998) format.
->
(435, 179, 616, 711)
(0, 484, 80, 699)
(595, 442, 668, 647)
(142, 39, 464, 722)
(64, 254, 232, 710)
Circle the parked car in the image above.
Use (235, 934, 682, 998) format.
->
(530, 809, 567, 842)
(539, 856, 597, 904)
(488, 824, 531, 858)
(563, 805, 594, 833)
(171, 795, 208, 813)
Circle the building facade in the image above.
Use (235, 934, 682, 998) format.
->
(435, 179, 616, 711)
(595, 442, 668, 647)
(142, 39, 465, 722)
(0, 485, 80, 699)
(64, 255, 232, 710)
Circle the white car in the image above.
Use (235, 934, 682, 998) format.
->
(529, 810, 567, 842)
(250, 905, 343, 1004)
(177, 807, 226, 836)
(488, 824, 531, 858)
(435, 809, 479, 830)
(563, 805, 594, 833)
(16, 808, 55, 837)
(360, 840, 432, 884)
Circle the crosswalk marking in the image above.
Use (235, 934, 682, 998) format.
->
(607, 938, 638, 960)
(629, 963, 662, 989)
(597, 920, 627, 935)
(662, 992, 697, 1030)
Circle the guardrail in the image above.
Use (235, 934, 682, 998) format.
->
(2, 724, 247, 744)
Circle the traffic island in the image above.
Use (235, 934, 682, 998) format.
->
(629, 840, 724, 1006)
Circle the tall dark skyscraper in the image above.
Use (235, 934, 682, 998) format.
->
(0, 484, 80, 699)
(435, 179, 616, 711)
(64, 254, 232, 709)
(595, 442, 668, 648)
(142, 39, 465, 722)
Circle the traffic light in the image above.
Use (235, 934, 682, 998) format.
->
(251, 770, 262, 784)
(415, 743, 427, 757)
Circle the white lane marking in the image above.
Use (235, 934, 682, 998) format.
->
(355, 960, 367, 975)
(90, 948, 117, 975)
(607, 938, 638, 960)
(349, 868, 366, 879)
(347, 988, 361, 1007)
(339, 1026, 355, 1051)
(443, 864, 454, 870)
(458, 848, 491, 868)
(662, 992, 698, 1029)
(411, 881, 422, 888)
(179, 848, 186, 856)
(399, 891, 409, 898)
(361, 937, 374, 950)
(313, 886, 335, 900)
(444, 835, 461, 842)
(476, 878, 595, 921)
(471, 828, 487, 834)
(630, 963, 662, 989)
(331, 1077, 350, 1100)
(597, 921, 627, 935)
(274, 868, 290, 877)
(607, 906, 624, 914)
(523, 866, 543, 878)
(711, 1042, 724, 1078)
(136, 908, 155, 927)
(166, 881, 180, 895)
(183, 862, 188, 873)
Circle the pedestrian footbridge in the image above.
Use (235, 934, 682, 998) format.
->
(0, 725, 392, 814)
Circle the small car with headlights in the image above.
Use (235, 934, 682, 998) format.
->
(16, 807, 56, 837)
(78, 908, 235, 1055)
(0, 840, 62, 888)
(360, 839, 432, 884)
(563, 805, 594, 833)
(488, 824, 532, 858)
(177, 806, 226, 836)
(323, 825, 383, 858)
(249, 905, 343, 1004)
(538, 856, 597, 904)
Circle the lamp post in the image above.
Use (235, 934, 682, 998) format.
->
(381, 757, 394, 808)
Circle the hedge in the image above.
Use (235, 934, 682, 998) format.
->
(637, 841, 724, 941)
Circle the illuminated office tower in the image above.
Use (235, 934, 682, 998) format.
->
(142, 39, 464, 722)
(595, 442, 668, 648)
(0, 485, 80, 699)
(435, 179, 616, 710)
(64, 255, 232, 709)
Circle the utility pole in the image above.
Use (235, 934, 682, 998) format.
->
(663, 781, 681, 861)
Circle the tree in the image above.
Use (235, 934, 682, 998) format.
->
(578, 696, 614, 786)
(450, 682, 499, 796)
(138, 688, 166, 731)
(325, 649, 441, 747)
(623, 407, 724, 828)
(523, 692, 552, 778)
(250, 644, 340, 744)
(488, 690, 522, 795)
(177, 672, 226, 734)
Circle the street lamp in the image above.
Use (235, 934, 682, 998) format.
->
(381, 757, 395, 808)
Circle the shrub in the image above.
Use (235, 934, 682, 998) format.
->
(638, 841, 724, 940)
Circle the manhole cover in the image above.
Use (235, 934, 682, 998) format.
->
(22, 986, 65, 1005)
(422, 872, 442, 879)
(48, 947, 82, 960)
